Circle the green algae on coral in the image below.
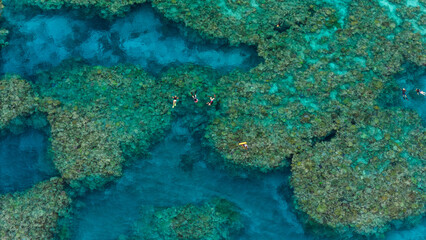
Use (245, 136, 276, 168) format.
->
(0, 177, 71, 239)
(125, 198, 243, 240)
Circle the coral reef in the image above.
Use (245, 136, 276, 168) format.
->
(35, 61, 174, 189)
(291, 109, 425, 238)
(0, 75, 39, 129)
(10, 0, 147, 18)
(2, 62, 174, 190)
(123, 198, 243, 240)
(0, 0, 424, 238)
(148, 0, 426, 237)
(0, 177, 71, 239)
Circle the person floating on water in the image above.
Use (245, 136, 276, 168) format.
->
(191, 91, 198, 103)
(239, 142, 248, 150)
(274, 21, 290, 33)
(416, 88, 426, 96)
(172, 95, 179, 108)
(207, 94, 215, 106)
(402, 88, 407, 100)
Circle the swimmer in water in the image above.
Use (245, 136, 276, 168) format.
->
(191, 91, 198, 103)
(416, 88, 426, 96)
(172, 96, 178, 108)
(207, 94, 215, 106)
(402, 88, 407, 100)
(239, 142, 248, 149)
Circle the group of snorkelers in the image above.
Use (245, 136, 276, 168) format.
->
(172, 90, 215, 108)
(172, 90, 249, 150)
(402, 88, 426, 100)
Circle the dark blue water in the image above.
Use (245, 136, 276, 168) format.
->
(0, 128, 57, 194)
(0, 3, 261, 77)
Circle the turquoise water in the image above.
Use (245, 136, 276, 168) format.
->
(0, 128, 57, 194)
(395, 66, 426, 124)
(0, 3, 261, 77)
(67, 120, 426, 240)
(69, 120, 309, 240)
(0, 1, 425, 240)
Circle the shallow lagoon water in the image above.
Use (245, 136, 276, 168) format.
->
(0, 1, 425, 240)
(0, 3, 261, 77)
(0, 128, 57, 194)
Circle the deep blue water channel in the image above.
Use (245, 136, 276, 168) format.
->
(0, 2, 425, 240)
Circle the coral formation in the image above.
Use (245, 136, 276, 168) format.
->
(35, 61, 175, 189)
(10, 0, 147, 18)
(0, 177, 71, 239)
(2, 62, 174, 190)
(147, 0, 426, 237)
(291, 109, 425, 238)
(0, 75, 39, 130)
(124, 198, 243, 240)
(0, 0, 425, 238)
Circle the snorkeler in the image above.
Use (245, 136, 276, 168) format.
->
(274, 21, 290, 33)
(172, 95, 179, 108)
(191, 91, 198, 103)
(239, 142, 248, 149)
(402, 88, 407, 100)
(416, 88, 426, 96)
(207, 94, 216, 106)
